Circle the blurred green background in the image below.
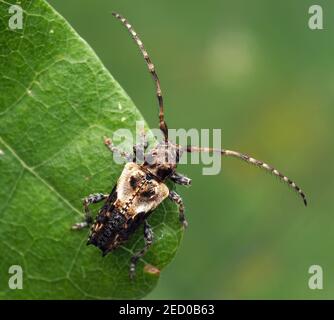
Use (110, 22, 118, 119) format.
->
(47, 0, 334, 299)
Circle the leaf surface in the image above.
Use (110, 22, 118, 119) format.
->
(0, 0, 181, 299)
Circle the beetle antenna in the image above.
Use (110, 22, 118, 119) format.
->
(112, 12, 168, 141)
(186, 146, 307, 206)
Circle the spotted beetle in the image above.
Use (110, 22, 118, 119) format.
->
(72, 12, 307, 279)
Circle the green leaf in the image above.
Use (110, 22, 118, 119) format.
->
(0, 0, 182, 299)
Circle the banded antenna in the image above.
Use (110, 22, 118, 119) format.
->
(112, 12, 169, 141)
(186, 146, 307, 206)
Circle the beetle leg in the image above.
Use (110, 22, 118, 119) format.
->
(169, 190, 188, 228)
(129, 220, 154, 279)
(170, 172, 192, 186)
(133, 127, 148, 163)
(139, 126, 149, 150)
(72, 193, 108, 230)
(104, 137, 133, 162)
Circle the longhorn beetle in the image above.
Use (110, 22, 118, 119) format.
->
(72, 12, 307, 279)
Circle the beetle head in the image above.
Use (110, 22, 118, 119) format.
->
(144, 142, 183, 180)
